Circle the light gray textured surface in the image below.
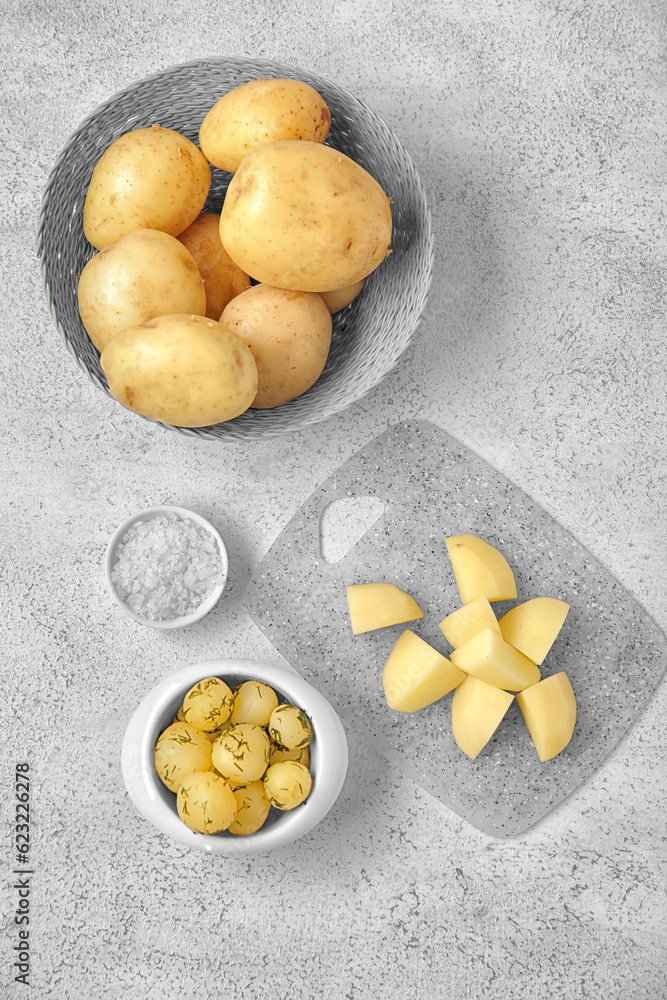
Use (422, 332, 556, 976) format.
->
(2, 1, 666, 997)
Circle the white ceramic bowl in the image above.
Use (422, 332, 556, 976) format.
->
(105, 505, 228, 628)
(121, 660, 349, 854)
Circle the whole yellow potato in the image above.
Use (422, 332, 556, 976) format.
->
(83, 124, 211, 250)
(177, 212, 251, 319)
(268, 704, 313, 750)
(200, 78, 330, 173)
(268, 743, 311, 767)
(78, 229, 206, 352)
(228, 780, 272, 836)
(180, 676, 234, 732)
(176, 771, 237, 834)
(219, 140, 392, 292)
(263, 761, 313, 810)
(154, 722, 213, 792)
(100, 313, 258, 427)
(211, 723, 271, 784)
(220, 284, 332, 408)
(319, 279, 364, 314)
(229, 680, 279, 727)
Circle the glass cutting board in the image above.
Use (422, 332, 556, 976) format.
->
(245, 420, 667, 837)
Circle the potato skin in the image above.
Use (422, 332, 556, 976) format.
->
(78, 229, 206, 352)
(219, 140, 392, 292)
(319, 279, 364, 314)
(83, 124, 211, 250)
(100, 313, 258, 427)
(200, 78, 330, 173)
(220, 284, 332, 408)
(177, 212, 251, 319)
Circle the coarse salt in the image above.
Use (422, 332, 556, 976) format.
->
(111, 513, 223, 621)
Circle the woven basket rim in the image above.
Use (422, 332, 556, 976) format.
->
(37, 57, 435, 440)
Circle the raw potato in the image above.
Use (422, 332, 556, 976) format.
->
(176, 771, 237, 834)
(100, 313, 258, 427)
(200, 78, 331, 173)
(268, 704, 313, 750)
(220, 284, 332, 408)
(211, 723, 271, 784)
(230, 680, 279, 727)
(263, 761, 313, 810)
(228, 780, 272, 836)
(78, 229, 206, 352)
(451, 675, 515, 760)
(451, 628, 541, 691)
(319, 279, 364, 314)
(154, 722, 213, 791)
(516, 672, 577, 762)
(219, 140, 392, 292)
(83, 124, 211, 250)
(499, 597, 570, 665)
(446, 534, 517, 604)
(347, 583, 423, 635)
(180, 677, 234, 732)
(382, 630, 466, 713)
(177, 212, 251, 319)
(439, 597, 502, 649)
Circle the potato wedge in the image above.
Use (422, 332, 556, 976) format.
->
(382, 630, 466, 713)
(347, 583, 423, 635)
(445, 534, 517, 604)
(450, 628, 541, 691)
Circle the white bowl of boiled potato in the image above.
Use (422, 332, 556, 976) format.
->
(121, 660, 348, 854)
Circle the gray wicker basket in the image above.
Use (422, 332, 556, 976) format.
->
(37, 57, 434, 441)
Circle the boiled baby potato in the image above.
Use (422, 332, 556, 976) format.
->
(347, 583, 423, 635)
(180, 676, 234, 732)
(229, 680, 279, 727)
(451, 675, 514, 760)
(263, 760, 312, 810)
(268, 704, 313, 751)
(219, 140, 392, 292)
(211, 723, 271, 784)
(154, 721, 213, 791)
(516, 672, 576, 762)
(450, 628, 541, 692)
(268, 743, 311, 767)
(319, 279, 364, 314)
(228, 780, 272, 836)
(200, 78, 330, 173)
(445, 534, 517, 605)
(220, 284, 332, 408)
(498, 597, 570, 665)
(439, 597, 501, 649)
(83, 124, 211, 250)
(78, 229, 206, 352)
(177, 212, 251, 319)
(176, 771, 237, 834)
(100, 313, 258, 427)
(382, 630, 465, 713)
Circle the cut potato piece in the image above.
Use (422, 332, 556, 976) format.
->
(499, 597, 570, 665)
(516, 672, 576, 762)
(382, 630, 466, 713)
(445, 534, 517, 604)
(347, 583, 423, 635)
(450, 628, 541, 691)
(451, 675, 514, 760)
(439, 596, 501, 649)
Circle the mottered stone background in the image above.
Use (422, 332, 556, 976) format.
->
(2, 0, 666, 997)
